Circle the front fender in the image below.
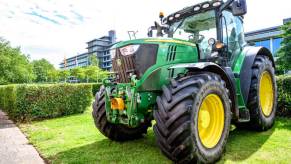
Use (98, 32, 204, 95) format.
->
(170, 62, 239, 119)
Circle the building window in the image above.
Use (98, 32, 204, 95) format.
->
(255, 40, 270, 50)
(272, 38, 283, 55)
(255, 39, 271, 51)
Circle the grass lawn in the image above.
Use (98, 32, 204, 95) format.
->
(20, 109, 291, 164)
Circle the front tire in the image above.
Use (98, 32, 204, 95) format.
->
(92, 86, 150, 141)
(154, 73, 231, 163)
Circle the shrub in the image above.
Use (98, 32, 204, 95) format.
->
(0, 84, 92, 122)
(277, 75, 291, 116)
(91, 83, 102, 96)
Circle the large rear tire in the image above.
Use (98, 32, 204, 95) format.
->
(247, 55, 277, 131)
(92, 86, 150, 141)
(154, 73, 231, 163)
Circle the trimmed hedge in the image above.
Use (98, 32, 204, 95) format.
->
(0, 84, 92, 122)
(0, 76, 289, 122)
(277, 75, 291, 116)
(91, 83, 102, 96)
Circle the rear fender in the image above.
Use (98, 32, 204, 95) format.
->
(239, 46, 275, 104)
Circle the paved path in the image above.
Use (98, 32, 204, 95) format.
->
(0, 110, 44, 164)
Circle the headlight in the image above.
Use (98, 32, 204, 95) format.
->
(110, 48, 116, 59)
(119, 45, 140, 56)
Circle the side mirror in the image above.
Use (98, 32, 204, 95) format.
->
(232, 0, 247, 16)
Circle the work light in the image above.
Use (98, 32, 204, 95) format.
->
(202, 3, 210, 9)
(212, 1, 222, 7)
(193, 5, 201, 11)
(174, 13, 181, 18)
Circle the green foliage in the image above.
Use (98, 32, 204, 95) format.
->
(32, 59, 56, 82)
(91, 83, 102, 96)
(0, 38, 35, 84)
(276, 75, 291, 116)
(47, 69, 60, 82)
(59, 70, 70, 82)
(89, 54, 99, 66)
(70, 67, 85, 81)
(276, 22, 291, 74)
(83, 66, 108, 82)
(0, 84, 92, 122)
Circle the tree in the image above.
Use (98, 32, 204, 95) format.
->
(59, 70, 70, 82)
(89, 54, 99, 66)
(96, 69, 110, 83)
(276, 22, 291, 74)
(70, 67, 85, 81)
(31, 59, 56, 83)
(84, 66, 98, 82)
(0, 38, 35, 84)
(47, 69, 59, 82)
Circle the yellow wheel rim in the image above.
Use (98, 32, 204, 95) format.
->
(198, 94, 224, 149)
(259, 71, 274, 116)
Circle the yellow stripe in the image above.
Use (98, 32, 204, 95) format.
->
(145, 39, 196, 47)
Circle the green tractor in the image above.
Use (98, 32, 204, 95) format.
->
(92, 0, 277, 163)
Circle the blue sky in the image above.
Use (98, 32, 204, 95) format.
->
(0, 0, 290, 68)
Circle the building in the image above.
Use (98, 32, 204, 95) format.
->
(59, 52, 89, 69)
(245, 18, 290, 57)
(87, 30, 116, 70)
(60, 30, 116, 70)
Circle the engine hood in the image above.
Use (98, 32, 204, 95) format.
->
(112, 38, 197, 49)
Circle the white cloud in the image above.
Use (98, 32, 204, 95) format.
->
(0, 0, 290, 68)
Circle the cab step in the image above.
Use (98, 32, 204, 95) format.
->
(238, 107, 250, 122)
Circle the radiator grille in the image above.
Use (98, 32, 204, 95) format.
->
(112, 44, 158, 83)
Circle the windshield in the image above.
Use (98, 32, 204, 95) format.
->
(168, 10, 217, 59)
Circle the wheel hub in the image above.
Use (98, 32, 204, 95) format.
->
(259, 71, 274, 117)
(198, 94, 224, 149)
(199, 110, 211, 129)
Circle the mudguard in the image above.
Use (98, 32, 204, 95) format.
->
(240, 46, 275, 104)
(170, 62, 239, 119)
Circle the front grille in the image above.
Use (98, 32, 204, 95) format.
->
(112, 44, 158, 83)
(112, 49, 135, 83)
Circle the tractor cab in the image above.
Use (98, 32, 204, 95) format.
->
(149, 0, 247, 67)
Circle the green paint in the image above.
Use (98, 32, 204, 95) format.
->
(103, 36, 254, 127)
(103, 38, 198, 127)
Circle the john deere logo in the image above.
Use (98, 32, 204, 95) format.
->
(116, 59, 122, 66)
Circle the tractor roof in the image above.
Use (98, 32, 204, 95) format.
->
(164, 0, 223, 25)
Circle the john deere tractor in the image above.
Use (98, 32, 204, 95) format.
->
(92, 0, 277, 163)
